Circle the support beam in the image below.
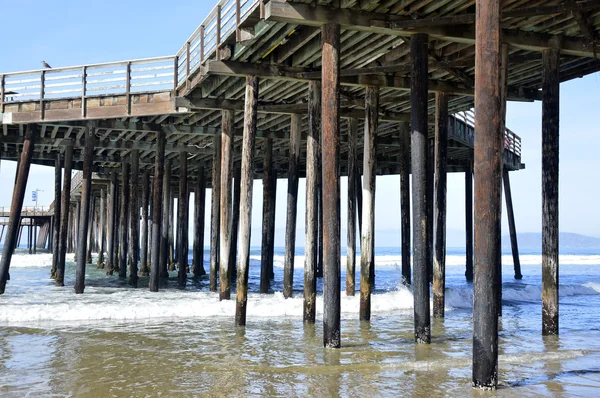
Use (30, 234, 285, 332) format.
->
(360, 85, 379, 322)
(411, 33, 431, 344)
(427, 138, 434, 284)
(0, 124, 35, 294)
(193, 166, 207, 277)
(178, 152, 189, 288)
(473, 0, 502, 388)
(107, 172, 118, 275)
(150, 130, 165, 292)
(140, 171, 150, 276)
(161, 160, 171, 278)
(119, 161, 130, 279)
(229, 165, 241, 282)
(56, 144, 73, 286)
(465, 164, 474, 282)
(51, 154, 62, 279)
(168, 194, 175, 270)
(399, 122, 411, 285)
(210, 135, 222, 292)
(321, 22, 341, 349)
(433, 92, 448, 318)
(503, 170, 523, 280)
(346, 118, 357, 297)
(75, 127, 94, 294)
(220, 109, 235, 300)
(129, 150, 140, 287)
(86, 198, 94, 264)
(283, 114, 301, 299)
(97, 189, 106, 269)
(304, 81, 320, 323)
(236, 75, 259, 326)
(264, 0, 600, 58)
(260, 137, 274, 293)
(542, 43, 560, 337)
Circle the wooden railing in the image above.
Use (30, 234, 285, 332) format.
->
(0, 56, 176, 108)
(175, 0, 260, 87)
(0, 206, 52, 216)
(454, 110, 522, 158)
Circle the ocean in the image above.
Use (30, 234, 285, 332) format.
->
(1, 247, 599, 397)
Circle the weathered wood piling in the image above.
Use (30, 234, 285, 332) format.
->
(150, 130, 165, 292)
(210, 135, 221, 292)
(193, 166, 206, 277)
(56, 144, 73, 286)
(473, 0, 502, 388)
(321, 22, 341, 349)
(542, 39, 560, 337)
(220, 109, 234, 300)
(411, 32, 431, 345)
(235, 75, 258, 327)
(75, 127, 94, 294)
(0, 125, 35, 294)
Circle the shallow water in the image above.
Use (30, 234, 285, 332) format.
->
(1, 248, 599, 397)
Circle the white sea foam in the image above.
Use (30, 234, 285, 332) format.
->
(0, 253, 75, 268)
(254, 254, 600, 270)
(2, 280, 598, 324)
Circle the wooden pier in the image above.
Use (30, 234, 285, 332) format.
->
(1, 0, 597, 389)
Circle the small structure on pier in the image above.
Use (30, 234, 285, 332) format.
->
(1, 0, 596, 389)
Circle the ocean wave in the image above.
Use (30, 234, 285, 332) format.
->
(1, 281, 598, 324)
(0, 253, 75, 268)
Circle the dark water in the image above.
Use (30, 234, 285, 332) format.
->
(0, 247, 599, 396)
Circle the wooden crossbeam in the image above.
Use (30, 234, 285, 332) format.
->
(264, 1, 600, 58)
(202, 60, 540, 100)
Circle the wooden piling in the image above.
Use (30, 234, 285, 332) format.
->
(321, 22, 341, 348)
(168, 193, 175, 270)
(304, 80, 320, 323)
(346, 118, 358, 297)
(283, 114, 302, 299)
(260, 137, 274, 293)
(210, 135, 222, 292)
(235, 75, 258, 326)
(465, 165, 474, 281)
(0, 125, 36, 294)
(119, 162, 130, 279)
(360, 86, 379, 322)
(433, 93, 448, 318)
(399, 122, 411, 285)
(229, 165, 241, 281)
(97, 189, 106, 269)
(85, 198, 94, 264)
(268, 172, 277, 281)
(178, 152, 189, 288)
(75, 127, 94, 294)
(473, 0, 502, 388)
(161, 159, 171, 278)
(140, 171, 150, 275)
(411, 33, 431, 344)
(427, 139, 434, 283)
(503, 170, 522, 279)
(193, 166, 207, 277)
(51, 154, 62, 279)
(220, 109, 234, 300)
(150, 130, 165, 292)
(56, 144, 73, 286)
(106, 174, 117, 274)
(129, 150, 140, 287)
(542, 42, 560, 336)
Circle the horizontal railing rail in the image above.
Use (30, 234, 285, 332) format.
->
(0, 206, 52, 215)
(176, 0, 260, 87)
(0, 56, 176, 107)
(454, 109, 522, 158)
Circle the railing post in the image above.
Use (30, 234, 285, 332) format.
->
(217, 5, 222, 60)
(40, 71, 46, 120)
(0, 74, 5, 113)
(81, 66, 87, 118)
(126, 62, 132, 115)
(236, 0, 241, 41)
(173, 56, 179, 95)
(200, 26, 205, 63)
(186, 42, 191, 84)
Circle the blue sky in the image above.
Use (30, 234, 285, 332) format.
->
(1, 1, 599, 247)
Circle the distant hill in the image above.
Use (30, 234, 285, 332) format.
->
(502, 232, 600, 250)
